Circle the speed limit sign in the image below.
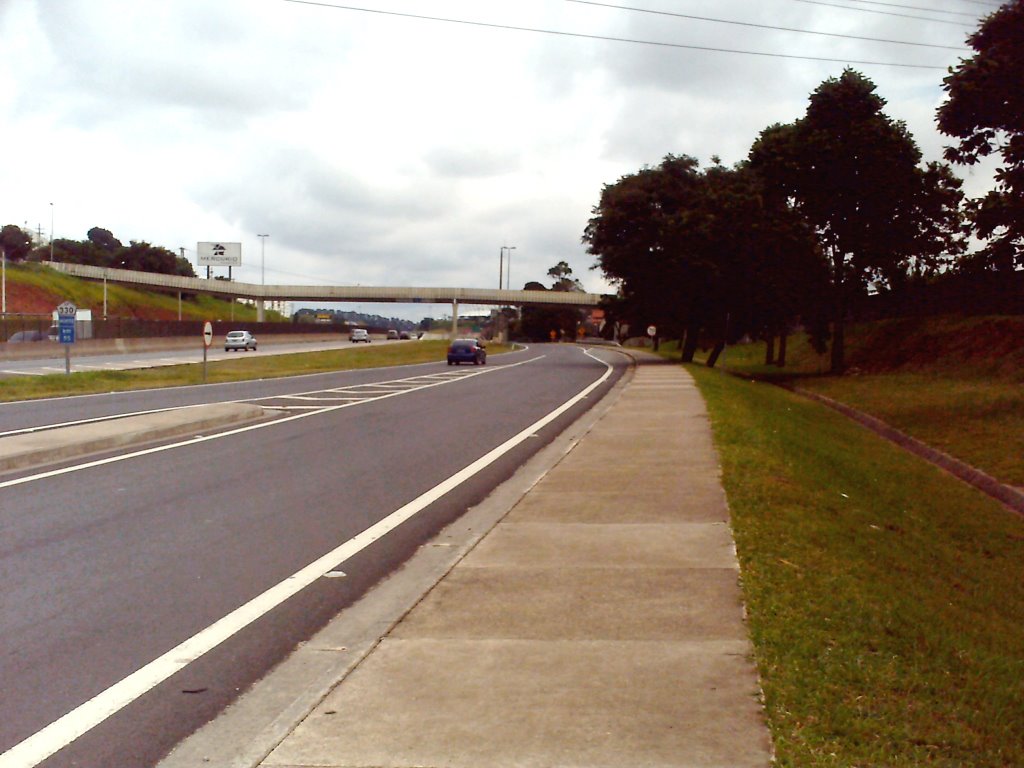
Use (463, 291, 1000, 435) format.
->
(203, 321, 213, 348)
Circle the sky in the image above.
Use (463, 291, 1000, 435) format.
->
(0, 0, 1004, 320)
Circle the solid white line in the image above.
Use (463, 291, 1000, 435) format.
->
(0, 357, 542, 439)
(0, 352, 613, 768)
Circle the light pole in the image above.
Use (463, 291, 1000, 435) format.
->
(258, 233, 269, 285)
(49, 203, 54, 261)
(500, 245, 516, 290)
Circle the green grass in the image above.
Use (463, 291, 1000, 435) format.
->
(666, 317, 1024, 488)
(688, 363, 1024, 767)
(0, 341, 505, 402)
(4, 261, 282, 321)
(798, 374, 1024, 487)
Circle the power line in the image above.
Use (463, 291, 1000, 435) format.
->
(789, 0, 975, 26)
(564, 0, 966, 50)
(282, 0, 948, 69)
(823, 0, 985, 17)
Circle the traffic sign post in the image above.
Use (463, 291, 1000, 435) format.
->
(56, 301, 77, 374)
(647, 324, 658, 351)
(202, 321, 213, 383)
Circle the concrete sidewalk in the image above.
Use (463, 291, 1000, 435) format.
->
(253, 357, 773, 768)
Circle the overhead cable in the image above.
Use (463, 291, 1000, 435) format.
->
(564, 0, 967, 50)
(282, 0, 948, 69)
(789, 0, 977, 26)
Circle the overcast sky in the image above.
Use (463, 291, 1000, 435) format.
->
(0, 0, 1002, 319)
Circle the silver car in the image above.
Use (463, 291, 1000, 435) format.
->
(224, 330, 257, 351)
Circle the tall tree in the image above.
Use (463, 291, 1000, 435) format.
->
(0, 224, 32, 262)
(584, 155, 711, 359)
(750, 70, 951, 373)
(937, 0, 1024, 272)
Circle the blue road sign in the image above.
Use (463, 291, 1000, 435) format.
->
(58, 315, 76, 344)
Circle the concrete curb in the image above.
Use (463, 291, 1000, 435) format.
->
(793, 386, 1024, 517)
(0, 403, 266, 474)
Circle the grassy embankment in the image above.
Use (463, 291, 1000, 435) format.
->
(0, 340, 506, 403)
(682, 315, 1024, 487)
(2, 261, 278, 321)
(690, 364, 1023, 766)
(669, 315, 1024, 764)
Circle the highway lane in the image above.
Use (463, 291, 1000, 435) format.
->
(0, 339, 501, 438)
(0, 336, 406, 382)
(0, 344, 628, 768)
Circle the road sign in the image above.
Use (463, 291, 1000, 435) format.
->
(56, 301, 77, 317)
(58, 315, 76, 344)
(203, 321, 213, 348)
(647, 325, 657, 337)
(197, 242, 242, 266)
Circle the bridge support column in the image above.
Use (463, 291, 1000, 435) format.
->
(257, 300, 265, 323)
(451, 299, 458, 338)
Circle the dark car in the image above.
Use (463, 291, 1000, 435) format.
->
(447, 338, 486, 365)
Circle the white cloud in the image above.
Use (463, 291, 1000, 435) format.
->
(0, 0, 998, 320)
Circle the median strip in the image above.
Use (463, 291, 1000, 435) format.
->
(0, 403, 266, 474)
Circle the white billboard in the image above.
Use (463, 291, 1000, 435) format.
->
(197, 241, 242, 266)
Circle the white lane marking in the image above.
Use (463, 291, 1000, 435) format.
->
(0, 370, 45, 377)
(0, 353, 613, 768)
(0, 357, 541, 439)
(0, 358, 543, 489)
(0, 346, 535, 407)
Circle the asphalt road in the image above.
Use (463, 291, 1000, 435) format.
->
(0, 336, 397, 378)
(0, 344, 628, 768)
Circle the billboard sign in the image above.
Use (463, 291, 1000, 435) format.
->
(197, 241, 242, 266)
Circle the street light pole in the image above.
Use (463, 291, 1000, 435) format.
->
(258, 233, 269, 285)
(504, 245, 516, 290)
(49, 203, 54, 261)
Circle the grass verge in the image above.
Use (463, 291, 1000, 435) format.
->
(0, 341, 506, 402)
(688, 363, 1024, 767)
(665, 317, 1024, 488)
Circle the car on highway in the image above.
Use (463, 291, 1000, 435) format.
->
(224, 330, 257, 352)
(387, 329, 399, 340)
(6, 330, 51, 343)
(349, 328, 371, 343)
(447, 338, 486, 365)
(399, 331, 411, 340)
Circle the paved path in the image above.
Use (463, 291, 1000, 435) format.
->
(258, 357, 773, 768)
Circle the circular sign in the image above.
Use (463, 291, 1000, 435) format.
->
(203, 321, 213, 348)
(647, 325, 657, 337)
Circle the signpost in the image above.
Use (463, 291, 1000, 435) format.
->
(56, 301, 76, 374)
(647, 324, 658, 351)
(202, 321, 213, 383)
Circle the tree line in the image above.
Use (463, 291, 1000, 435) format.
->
(0, 224, 195, 279)
(584, 1, 1023, 373)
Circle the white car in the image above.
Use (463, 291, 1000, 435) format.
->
(224, 330, 257, 351)
(349, 328, 371, 343)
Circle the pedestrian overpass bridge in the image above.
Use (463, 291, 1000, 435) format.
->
(45, 262, 605, 327)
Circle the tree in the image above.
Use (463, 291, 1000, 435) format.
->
(750, 70, 956, 373)
(118, 241, 179, 273)
(0, 224, 32, 262)
(585, 154, 825, 366)
(937, 0, 1024, 271)
(518, 265, 587, 341)
(87, 227, 123, 255)
(584, 155, 708, 357)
